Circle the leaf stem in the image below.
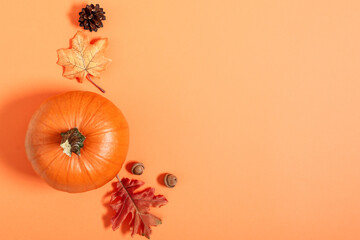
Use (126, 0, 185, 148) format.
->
(116, 174, 121, 182)
(86, 75, 106, 93)
(116, 174, 142, 216)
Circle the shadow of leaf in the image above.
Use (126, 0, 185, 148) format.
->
(102, 182, 117, 229)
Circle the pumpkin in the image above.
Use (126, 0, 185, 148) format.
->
(25, 91, 129, 193)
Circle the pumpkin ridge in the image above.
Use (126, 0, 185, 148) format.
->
(79, 93, 97, 126)
(80, 98, 107, 130)
(76, 154, 96, 190)
(29, 142, 59, 147)
(73, 91, 85, 128)
(55, 96, 71, 129)
(37, 149, 64, 176)
(49, 153, 71, 190)
(80, 150, 105, 187)
(37, 119, 59, 132)
(83, 146, 119, 165)
(85, 127, 120, 137)
(65, 152, 73, 192)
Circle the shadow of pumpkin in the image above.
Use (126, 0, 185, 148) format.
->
(0, 90, 66, 179)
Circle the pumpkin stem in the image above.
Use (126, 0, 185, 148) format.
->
(60, 128, 86, 157)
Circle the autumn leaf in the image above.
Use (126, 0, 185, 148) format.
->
(56, 31, 111, 93)
(110, 178, 168, 239)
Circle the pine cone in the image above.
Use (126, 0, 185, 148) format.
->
(78, 4, 106, 32)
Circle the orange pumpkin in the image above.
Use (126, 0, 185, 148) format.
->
(25, 91, 129, 193)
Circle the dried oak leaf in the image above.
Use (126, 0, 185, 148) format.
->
(110, 178, 168, 239)
(56, 31, 111, 92)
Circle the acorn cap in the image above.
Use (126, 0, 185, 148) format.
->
(131, 162, 144, 175)
(164, 174, 177, 188)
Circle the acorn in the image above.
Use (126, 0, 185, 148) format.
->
(164, 174, 177, 188)
(131, 162, 144, 175)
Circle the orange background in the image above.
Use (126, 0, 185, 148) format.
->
(1, 0, 360, 239)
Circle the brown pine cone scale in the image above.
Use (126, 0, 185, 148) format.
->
(79, 4, 106, 32)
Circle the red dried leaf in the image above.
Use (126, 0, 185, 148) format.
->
(110, 178, 168, 239)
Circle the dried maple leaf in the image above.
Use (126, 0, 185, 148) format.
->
(56, 31, 111, 93)
(110, 177, 168, 239)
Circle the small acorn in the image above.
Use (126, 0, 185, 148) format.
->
(131, 162, 144, 175)
(164, 174, 177, 188)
